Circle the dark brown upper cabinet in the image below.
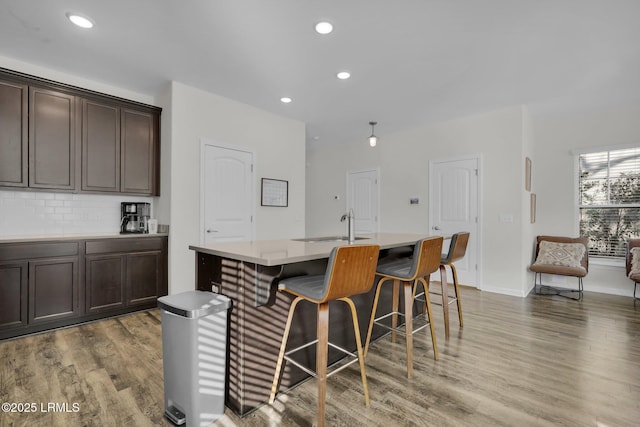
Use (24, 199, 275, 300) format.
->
(29, 86, 77, 190)
(83, 102, 160, 196)
(0, 68, 161, 196)
(82, 99, 121, 192)
(0, 79, 28, 187)
(121, 108, 158, 195)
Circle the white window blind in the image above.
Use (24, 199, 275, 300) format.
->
(578, 147, 640, 257)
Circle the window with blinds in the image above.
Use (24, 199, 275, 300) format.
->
(578, 147, 640, 257)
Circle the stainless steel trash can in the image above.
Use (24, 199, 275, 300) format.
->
(158, 291, 231, 426)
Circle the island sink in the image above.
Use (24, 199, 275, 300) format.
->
(291, 236, 370, 243)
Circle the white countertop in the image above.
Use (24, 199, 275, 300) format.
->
(0, 232, 168, 244)
(189, 233, 432, 266)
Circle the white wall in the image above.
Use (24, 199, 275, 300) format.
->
(531, 105, 640, 296)
(307, 106, 529, 296)
(160, 81, 306, 295)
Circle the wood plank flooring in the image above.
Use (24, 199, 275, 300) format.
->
(1, 288, 639, 426)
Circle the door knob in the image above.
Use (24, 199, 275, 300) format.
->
(433, 226, 441, 230)
(206, 229, 219, 233)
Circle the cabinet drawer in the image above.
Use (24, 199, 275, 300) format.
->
(85, 237, 164, 255)
(0, 242, 79, 262)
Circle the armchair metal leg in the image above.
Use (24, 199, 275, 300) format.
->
(533, 272, 583, 300)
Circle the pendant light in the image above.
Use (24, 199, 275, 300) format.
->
(368, 121, 378, 147)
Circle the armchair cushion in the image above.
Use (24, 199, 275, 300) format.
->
(629, 247, 640, 281)
(533, 241, 586, 273)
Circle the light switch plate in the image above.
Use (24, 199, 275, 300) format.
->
(499, 214, 514, 223)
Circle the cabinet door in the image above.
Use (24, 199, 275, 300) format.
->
(29, 87, 77, 190)
(0, 261, 28, 330)
(121, 108, 157, 195)
(0, 79, 28, 187)
(82, 99, 120, 192)
(86, 254, 125, 313)
(28, 257, 80, 324)
(126, 251, 161, 306)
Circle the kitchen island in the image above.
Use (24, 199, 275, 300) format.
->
(189, 233, 439, 415)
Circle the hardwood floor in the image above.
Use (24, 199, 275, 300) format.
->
(1, 288, 639, 426)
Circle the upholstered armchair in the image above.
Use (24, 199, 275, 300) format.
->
(626, 239, 640, 300)
(529, 235, 589, 300)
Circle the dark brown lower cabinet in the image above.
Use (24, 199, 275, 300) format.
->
(85, 236, 166, 312)
(28, 257, 80, 324)
(0, 236, 168, 340)
(85, 249, 163, 311)
(126, 251, 162, 306)
(86, 254, 126, 313)
(0, 261, 28, 331)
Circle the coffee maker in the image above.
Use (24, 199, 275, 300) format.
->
(120, 202, 151, 234)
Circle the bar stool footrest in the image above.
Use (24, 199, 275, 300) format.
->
(284, 340, 361, 379)
(372, 311, 432, 336)
(419, 291, 458, 306)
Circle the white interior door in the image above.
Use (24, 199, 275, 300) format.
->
(347, 169, 379, 234)
(201, 143, 254, 244)
(429, 157, 479, 288)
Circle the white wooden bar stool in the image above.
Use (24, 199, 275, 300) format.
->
(269, 244, 380, 427)
(364, 236, 443, 378)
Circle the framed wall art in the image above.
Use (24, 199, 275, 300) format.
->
(261, 178, 288, 207)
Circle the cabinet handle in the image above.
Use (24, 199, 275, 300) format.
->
(433, 226, 441, 230)
(206, 229, 219, 233)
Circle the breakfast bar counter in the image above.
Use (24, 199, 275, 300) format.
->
(190, 233, 429, 267)
(189, 233, 430, 415)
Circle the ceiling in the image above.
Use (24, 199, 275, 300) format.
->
(1, 0, 639, 145)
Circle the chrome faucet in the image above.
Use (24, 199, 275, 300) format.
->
(340, 208, 356, 243)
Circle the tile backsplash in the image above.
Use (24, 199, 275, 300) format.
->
(0, 190, 154, 237)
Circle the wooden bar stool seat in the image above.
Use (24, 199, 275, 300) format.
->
(364, 236, 443, 378)
(269, 244, 380, 427)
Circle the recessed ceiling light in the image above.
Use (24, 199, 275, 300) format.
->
(280, 97, 292, 103)
(315, 21, 333, 35)
(337, 71, 351, 80)
(66, 12, 94, 29)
